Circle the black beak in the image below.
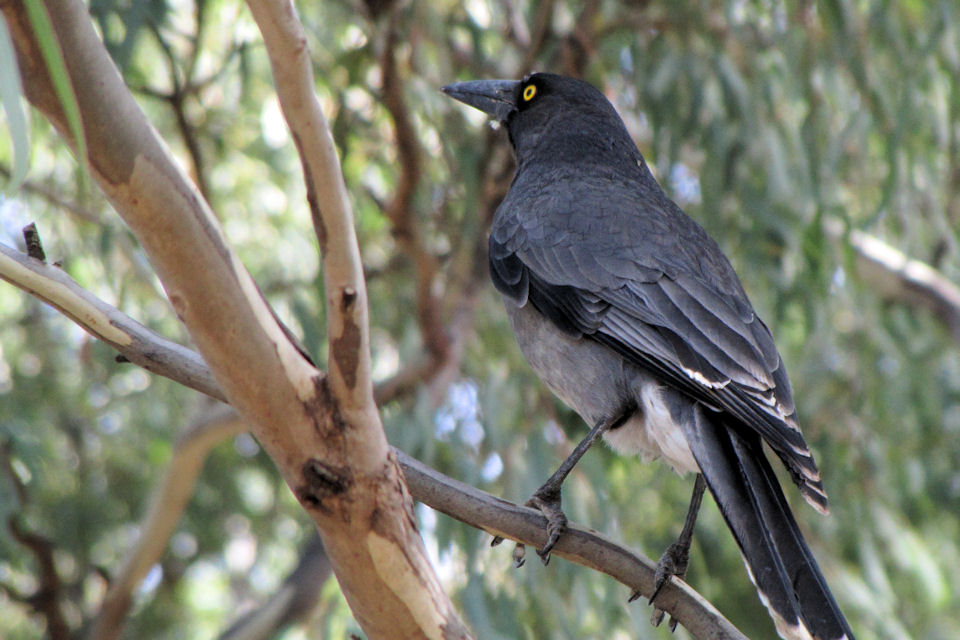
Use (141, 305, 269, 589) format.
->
(441, 79, 519, 123)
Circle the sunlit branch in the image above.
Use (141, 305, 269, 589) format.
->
(825, 217, 960, 342)
(0, 243, 224, 401)
(246, 0, 375, 411)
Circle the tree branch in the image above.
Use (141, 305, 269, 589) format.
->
(0, 238, 746, 639)
(89, 398, 333, 640)
(144, 20, 212, 200)
(825, 217, 960, 343)
(0, 440, 70, 640)
(0, 242, 225, 401)
(2, 1, 466, 637)
(89, 405, 245, 640)
(1, 447, 69, 640)
(380, 11, 451, 365)
(6, 518, 70, 640)
(245, 0, 375, 411)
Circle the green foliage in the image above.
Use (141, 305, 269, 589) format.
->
(2, 0, 960, 638)
(22, 0, 88, 191)
(0, 17, 29, 192)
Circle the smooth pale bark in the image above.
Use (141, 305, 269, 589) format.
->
(0, 1, 468, 637)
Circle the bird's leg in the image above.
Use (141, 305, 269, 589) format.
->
(493, 412, 625, 565)
(652, 474, 706, 600)
(632, 474, 707, 630)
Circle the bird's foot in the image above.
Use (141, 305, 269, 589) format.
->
(652, 540, 690, 600)
(525, 484, 567, 565)
(490, 535, 528, 567)
(491, 484, 567, 566)
(647, 540, 690, 631)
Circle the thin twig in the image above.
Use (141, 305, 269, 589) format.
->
(146, 21, 212, 200)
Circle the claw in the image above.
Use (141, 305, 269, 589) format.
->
(649, 607, 679, 631)
(512, 543, 526, 567)
(638, 475, 705, 633)
(490, 535, 527, 567)
(650, 607, 667, 627)
(536, 547, 551, 565)
(651, 541, 690, 602)
(491, 486, 568, 565)
(649, 540, 690, 631)
(525, 486, 567, 562)
(494, 416, 614, 570)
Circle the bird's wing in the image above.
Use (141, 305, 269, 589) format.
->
(489, 212, 828, 512)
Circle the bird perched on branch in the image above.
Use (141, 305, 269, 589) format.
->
(443, 72, 854, 640)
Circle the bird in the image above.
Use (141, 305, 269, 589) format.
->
(442, 72, 854, 640)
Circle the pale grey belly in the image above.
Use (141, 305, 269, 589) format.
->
(504, 300, 698, 474)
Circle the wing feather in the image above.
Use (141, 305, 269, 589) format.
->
(489, 221, 828, 509)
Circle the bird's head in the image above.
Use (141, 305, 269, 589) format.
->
(442, 73, 635, 164)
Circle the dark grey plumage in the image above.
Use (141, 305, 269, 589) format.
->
(443, 73, 853, 640)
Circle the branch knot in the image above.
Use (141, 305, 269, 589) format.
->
(298, 459, 353, 515)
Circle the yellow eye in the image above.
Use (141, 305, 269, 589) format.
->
(522, 84, 537, 102)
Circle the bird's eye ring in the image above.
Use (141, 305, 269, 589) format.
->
(522, 85, 537, 102)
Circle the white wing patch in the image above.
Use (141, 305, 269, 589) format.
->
(681, 365, 731, 389)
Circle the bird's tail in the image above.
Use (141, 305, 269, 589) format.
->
(684, 408, 854, 640)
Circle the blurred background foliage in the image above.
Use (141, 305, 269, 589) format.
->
(2, 0, 960, 638)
